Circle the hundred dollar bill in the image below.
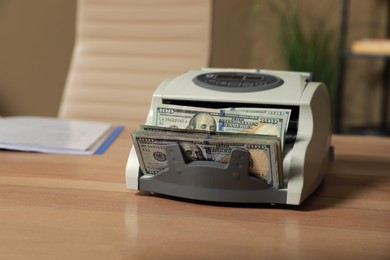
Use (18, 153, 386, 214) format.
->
(132, 128, 283, 188)
(227, 107, 291, 134)
(154, 104, 289, 148)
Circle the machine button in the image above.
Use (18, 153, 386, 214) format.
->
(242, 82, 254, 87)
(228, 82, 241, 87)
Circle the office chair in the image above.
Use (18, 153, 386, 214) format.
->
(58, 0, 212, 127)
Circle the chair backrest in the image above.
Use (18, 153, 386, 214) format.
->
(58, 0, 212, 127)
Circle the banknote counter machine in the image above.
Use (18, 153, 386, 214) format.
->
(126, 68, 332, 205)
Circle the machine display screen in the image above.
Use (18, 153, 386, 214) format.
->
(215, 74, 244, 80)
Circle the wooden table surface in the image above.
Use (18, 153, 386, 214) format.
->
(0, 129, 389, 259)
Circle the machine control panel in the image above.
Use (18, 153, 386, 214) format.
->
(193, 72, 284, 92)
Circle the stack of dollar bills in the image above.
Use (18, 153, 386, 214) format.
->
(131, 104, 291, 189)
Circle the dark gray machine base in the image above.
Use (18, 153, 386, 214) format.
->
(139, 144, 287, 204)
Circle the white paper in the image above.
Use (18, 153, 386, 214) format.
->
(0, 116, 112, 154)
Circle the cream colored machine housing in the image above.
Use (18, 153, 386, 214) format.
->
(126, 68, 332, 205)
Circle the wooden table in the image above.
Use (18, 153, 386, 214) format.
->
(0, 130, 389, 259)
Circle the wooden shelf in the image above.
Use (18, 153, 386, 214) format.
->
(335, 0, 390, 135)
(351, 38, 390, 55)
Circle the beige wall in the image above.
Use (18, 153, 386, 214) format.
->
(0, 0, 388, 130)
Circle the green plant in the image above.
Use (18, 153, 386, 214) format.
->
(252, 0, 339, 102)
(275, 2, 338, 101)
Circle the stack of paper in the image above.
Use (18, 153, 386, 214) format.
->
(0, 116, 123, 155)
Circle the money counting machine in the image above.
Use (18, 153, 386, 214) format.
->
(126, 68, 332, 205)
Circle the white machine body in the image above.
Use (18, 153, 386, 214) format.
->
(126, 68, 332, 205)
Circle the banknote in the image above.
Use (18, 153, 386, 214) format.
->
(132, 128, 282, 188)
(154, 104, 290, 148)
(227, 107, 291, 134)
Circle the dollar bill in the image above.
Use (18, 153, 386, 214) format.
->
(132, 128, 283, 188)
(227, 107, 291, 134)
(154, 104, 290, 149)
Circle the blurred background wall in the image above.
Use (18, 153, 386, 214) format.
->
(0, 0, 388, 131)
